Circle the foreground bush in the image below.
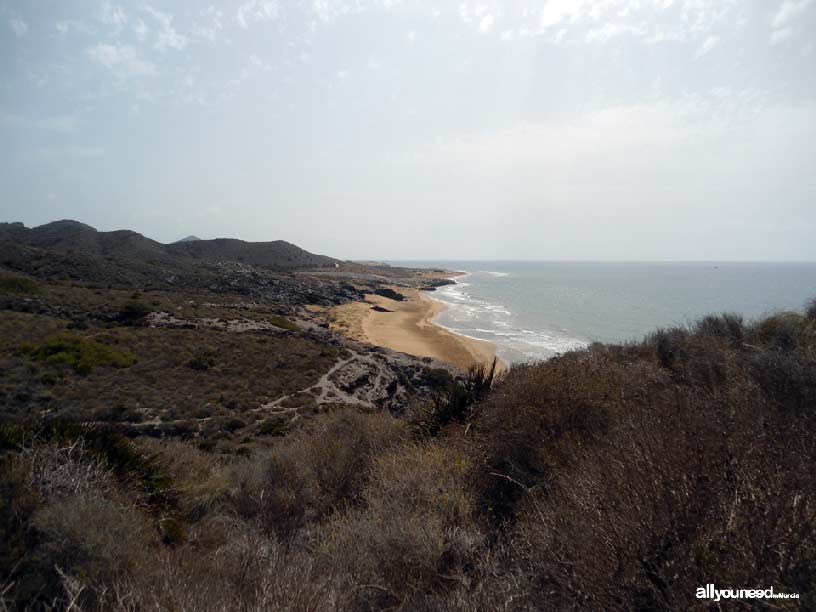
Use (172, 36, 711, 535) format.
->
(232, 409, 408, 539)
(462, 307, 816, 610)
(410, 359, 497, 437)
(318, 443, 482, 608)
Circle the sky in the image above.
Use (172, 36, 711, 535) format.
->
(1, 0, 815, 260)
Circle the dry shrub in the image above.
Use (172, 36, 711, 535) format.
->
(31, 495, 153, 597)
(746, 312, 809, 352)
(0, 305, 343, 434)
(318, 443, 483, 608)
(231, 408, 407, 540)
(101, 528, 341, 612)
(472, 352, 666, 524)
(0, 454, 40, 607)
(409, 359, 497, 437)
(1, 439, 155, 609)
(138, 438, 230, 521)
(498, 384, 815, 611)
(750, 351, 816, 413)
(650, 327, 689, 368)
(807, 297, 816, 321)
(22, 439, 115, 502)
(2, 436, 341, 612)
(693, 312, 744, 345)
(458, 306, 816, 610)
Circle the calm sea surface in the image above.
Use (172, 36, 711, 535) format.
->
(389, 261, 816, 364)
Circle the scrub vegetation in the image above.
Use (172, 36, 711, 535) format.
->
(1, 301, 814, 611)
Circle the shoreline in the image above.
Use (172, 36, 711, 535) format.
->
(329, 285, 504, 373)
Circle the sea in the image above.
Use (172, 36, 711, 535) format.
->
(389, 261, 816, 364)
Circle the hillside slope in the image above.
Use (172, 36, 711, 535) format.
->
(1, 220, 337, 269)
(167, 237, 336, 268)
(0, 220, 338, 288)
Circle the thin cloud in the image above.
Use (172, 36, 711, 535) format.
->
(236, 0, 280, 29)
(772, 0, 813, 29)
(88, 43, 157, 78)
(0, 111, 78, 133)
(132, 18, 148, 42)
(540, 0, 584, 29)
(585, 23, 646, 44)
(9, 17, 28, 37)
(56, 19, 95, 35)
(417, 91, 777, 171)
(248, 54, 272, 71)
(144, 6, 187, 52)
(33, 145, 105, 161)
(770, 0, 813, 45)
(695, 35, 719, 58)
(193, 7, 223, 42)
(99, 1, 128, 35)
(479, 14, 495, 33)
(770, 27, 793, 46)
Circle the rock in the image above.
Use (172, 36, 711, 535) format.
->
(373, 287, 406, 301)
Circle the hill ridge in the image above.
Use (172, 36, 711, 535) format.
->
(0, 220, 339, 287)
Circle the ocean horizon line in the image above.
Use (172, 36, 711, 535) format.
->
(386, 258, 816, 265)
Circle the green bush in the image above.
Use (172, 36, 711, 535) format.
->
(412, 359, 497, 437)
(267, 314, 301, 332)
(21, 333, 135, 374)
(0, 274, 41, 294)
(115, 300, 152, 326)
(188, 351, 217, 371)
(420, 367, 454, 390)
(257, 416, 288, 437)
(222, 417, 246, 433)
(159, 515, 187, 545)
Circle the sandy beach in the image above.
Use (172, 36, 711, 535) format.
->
(329, 287, 502, 372)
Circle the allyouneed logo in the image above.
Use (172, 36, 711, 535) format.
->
(696, 584, 800, 602)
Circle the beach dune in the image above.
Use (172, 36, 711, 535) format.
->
(330, 288, 500, 372)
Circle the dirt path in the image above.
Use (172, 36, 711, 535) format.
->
(257, 348, 396, 420)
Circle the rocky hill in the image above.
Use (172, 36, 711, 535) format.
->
(1, 220, 336, 269)
(0, 220, 339, 289)
(167, 237, 336, 269)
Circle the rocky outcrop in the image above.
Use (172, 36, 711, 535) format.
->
(373, 287, 406, 301)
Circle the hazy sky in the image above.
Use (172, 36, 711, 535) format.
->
(1, 1, 815, 260)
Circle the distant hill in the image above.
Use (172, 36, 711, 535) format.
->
(0, 220, 339, 287)
(175, 235, 202, 243)
(351, 260, 391, 267)
(168, 237, 337, 269)
(18, 220, 170, 260)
